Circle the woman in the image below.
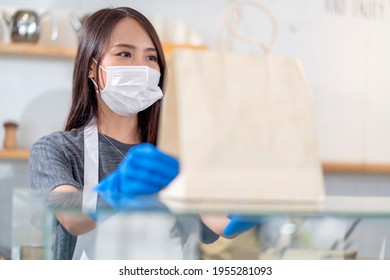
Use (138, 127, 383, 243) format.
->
(29, 7, 255, 260)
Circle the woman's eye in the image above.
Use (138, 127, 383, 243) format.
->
(147, 55, 158, 62)
(118, 52, 131, 57)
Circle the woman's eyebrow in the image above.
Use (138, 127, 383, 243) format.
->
(144, 47, 157, 52)
(112, 43, 136, 49)
(113, 43, 157, 52)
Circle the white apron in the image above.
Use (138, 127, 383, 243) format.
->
(72, 122, 99, 260)
(70, 122, 193, 259)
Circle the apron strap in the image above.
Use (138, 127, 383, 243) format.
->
(82, 121, 99, 214)
(72, 121, 99, 260)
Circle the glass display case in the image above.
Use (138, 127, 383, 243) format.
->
(9, 188, 390, 260)
(11, 189, 54, 260)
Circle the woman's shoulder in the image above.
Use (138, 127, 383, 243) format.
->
(31, 129, 84, 154)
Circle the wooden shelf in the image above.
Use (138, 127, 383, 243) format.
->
(322, 162, 390, 174)
(0, 42, 207, 59)
(162, 43, 207, 61)
(0, 148, 389, 173)
(0, 149, 30, 160)
(0, 43, 76, 58)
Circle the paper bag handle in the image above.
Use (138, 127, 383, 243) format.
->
(220, 0, 277, 54)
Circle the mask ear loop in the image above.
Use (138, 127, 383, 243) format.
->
(90, 58, 106, 94)
(89, 78, 100, 95)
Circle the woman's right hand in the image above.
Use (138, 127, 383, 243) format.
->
(95, 143, 180, 196)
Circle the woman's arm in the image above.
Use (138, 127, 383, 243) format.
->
(201, 214, 262, 239)
(200, 215, 235, 238)
(51, 185, 96, 236)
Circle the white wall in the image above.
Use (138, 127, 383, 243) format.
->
(0, 0, 234, 149)
(1, 0, 390, 162)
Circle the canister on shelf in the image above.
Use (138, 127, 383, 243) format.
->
(3, 121, 18, 150)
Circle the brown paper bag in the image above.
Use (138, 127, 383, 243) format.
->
(158, 0, 324, 203)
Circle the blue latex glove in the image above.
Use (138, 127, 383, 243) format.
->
(223, 214, 263, 238)
(95, 143, 179, 209)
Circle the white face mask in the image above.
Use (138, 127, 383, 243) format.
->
(91, 64, 163, 117)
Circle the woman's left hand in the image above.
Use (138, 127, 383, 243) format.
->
(223, 214, 263, 238)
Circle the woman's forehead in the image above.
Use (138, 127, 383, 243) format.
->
(108, 17, 154, 48)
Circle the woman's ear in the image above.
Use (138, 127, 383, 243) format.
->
(88, 64, 96, 79)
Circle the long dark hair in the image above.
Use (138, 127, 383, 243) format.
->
(64, 7, 166, 145)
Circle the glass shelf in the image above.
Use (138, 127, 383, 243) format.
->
(9, 189, 390, 260)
